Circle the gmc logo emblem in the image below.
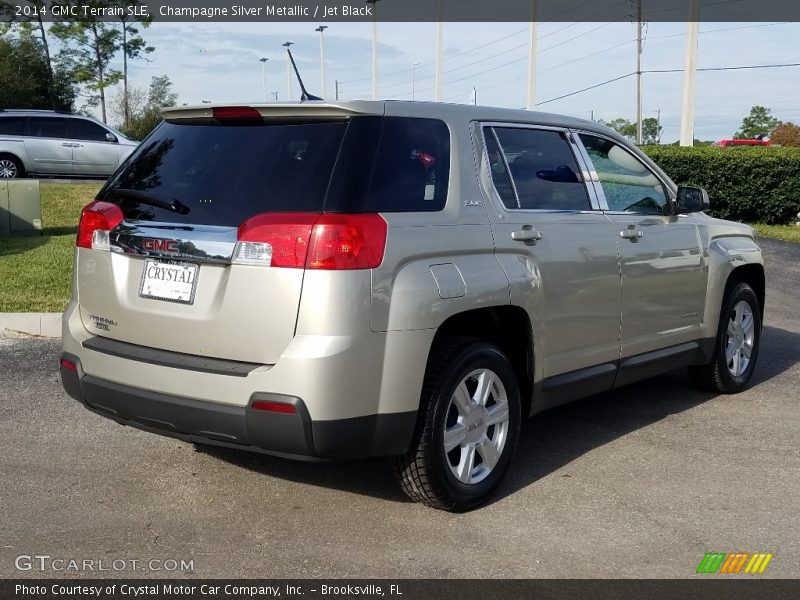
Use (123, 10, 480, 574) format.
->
(142, 238, 178, 253)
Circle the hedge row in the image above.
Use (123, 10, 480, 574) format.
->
(641, 146, 800, 225)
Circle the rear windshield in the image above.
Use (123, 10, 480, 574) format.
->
(102, 121, 347, 226)
(100, 116, 451, 226)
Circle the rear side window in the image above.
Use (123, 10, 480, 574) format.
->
(102, 121, 348, 226)
(491, 127, 589, 211)
(0, 117, 24, 135)
(28, 117, 69, 139)
(364, 117, 450, 212)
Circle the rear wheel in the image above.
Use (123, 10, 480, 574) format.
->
(689, 282, 761, 393)
(392, 339, 521, 511)
(0, 155, 23, 179)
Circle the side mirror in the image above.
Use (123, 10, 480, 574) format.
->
(105, 132, 118, 143)
(676, 186, 710, 213)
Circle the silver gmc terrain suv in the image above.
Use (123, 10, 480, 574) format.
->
(60, 101, 764, 510)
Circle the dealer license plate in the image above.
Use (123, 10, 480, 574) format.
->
(139, 259, 199, 305)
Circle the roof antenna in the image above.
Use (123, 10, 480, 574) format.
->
(285, 48, 323, 101)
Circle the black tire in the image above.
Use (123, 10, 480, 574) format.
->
(689, 281, 761, 393)
(0, 154, 23, 179)
(392, 338, 521, 511)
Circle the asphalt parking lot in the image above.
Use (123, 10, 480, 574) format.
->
(1, 238, 798, 579)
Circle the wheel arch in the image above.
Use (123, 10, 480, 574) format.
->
(727, 263, 765, 322)
(430, 305, 534, 417)
(0, 152, 26, 177)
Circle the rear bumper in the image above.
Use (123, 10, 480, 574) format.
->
(60, 353, 416, 460)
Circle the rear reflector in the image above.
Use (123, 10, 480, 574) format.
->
(251, 400, 297, 414)
(236, 212, 387, 270)
(60, 358, 77, 372)
(77, 200, 124, 249)
(213, 106, 263, 122)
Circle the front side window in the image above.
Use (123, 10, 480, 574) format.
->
(491, 127, 590, 211)
(69, 118, 111, 142)
(579, 134, 669, 215)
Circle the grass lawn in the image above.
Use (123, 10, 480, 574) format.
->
(0, 182, 100, 312)
(750, 223, 800, 244)
(0, 183, 798, 313)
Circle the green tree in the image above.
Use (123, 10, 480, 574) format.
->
(115, 0, 154, 129)
(601, 117, 636, 140)
(734, 106, 781, 140)
(0, 33, 76, 110)
(117, 75, 178, 140)
(51, 4, 122, 123)
(0, 1, 57, 108)
(641, 117, 663, 145)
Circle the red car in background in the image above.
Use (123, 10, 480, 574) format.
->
(714, 139, 772, 147)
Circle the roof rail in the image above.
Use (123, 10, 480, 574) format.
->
(0, 109, 74, 115)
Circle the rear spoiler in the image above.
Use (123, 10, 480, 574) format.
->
(162, 101, 385, 123)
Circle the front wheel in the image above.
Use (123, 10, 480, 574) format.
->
(689, 281, 761, 393)
(392, 339, 521, 511)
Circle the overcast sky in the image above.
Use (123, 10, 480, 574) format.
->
(86, 20, 800, 142)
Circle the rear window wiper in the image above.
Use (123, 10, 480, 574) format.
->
(109, 188, 190, 216)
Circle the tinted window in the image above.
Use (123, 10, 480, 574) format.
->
(103, 121, 347, 226)
(579, 134, 668, 214)
(70, 118, 111, 142)
(0, 117, 25, 135)
(28, 117, 69, 139)
(483, 128, 517, 208)
(493, 127, 589, 211)
(364, 117, 450, 212)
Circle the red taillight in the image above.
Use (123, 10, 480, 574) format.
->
(213, 106, 263, 122)
(237, 212, 318, 268)
(236, 213, 387, 270)
(251, 400, 297, 414)
(307, 214, 387, 270)
(77, 200, 124, 249)
(60, 358, 77, 372)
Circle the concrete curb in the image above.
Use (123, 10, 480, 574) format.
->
(0, 313, 61, 338)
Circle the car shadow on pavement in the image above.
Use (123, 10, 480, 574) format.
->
(199, 325, 800, 508)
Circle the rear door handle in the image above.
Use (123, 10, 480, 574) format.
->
(620, 226, 644, 241)
(511, 227, 542, 242)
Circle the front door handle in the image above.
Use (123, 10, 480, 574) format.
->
(511, 227, 543, 243)
(620, 226, 644, 242)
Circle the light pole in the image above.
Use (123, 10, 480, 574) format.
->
(366, 0, 381, 100)
(259, 57, 269, 102)
(434, 0, 443, 101)
(680, 0, 700, 146)
(411, 62, 420, 100)
(526, 0, 537, 109)
(315, 26, 328, 98)
(282, 41, 294, 101)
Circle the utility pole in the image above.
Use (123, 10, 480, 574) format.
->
(367, 0, 381, 100)
(680, 0, 700, 147)
(335, 80, 340, 100)
(656, 108, 662, 144)
(636, 0, 643, 145)
(315, 26, 328, 98)
(282, 41, 294, 100)
(434, 2, 444, 101)
(526, 0, 537, 109)
(412, 62, 420, 100)
(259, 57, 269, 102)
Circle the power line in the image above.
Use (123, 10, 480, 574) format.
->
(644, 62, 800, 74)
(536, 73, 635, 106)
(338, 0, 629, 85)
